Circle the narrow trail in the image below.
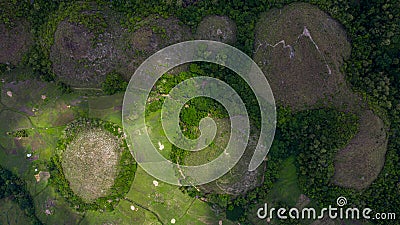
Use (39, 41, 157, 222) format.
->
(124, 197, 164, 225)
(255, 26, 332, 75)
(178, 198, 196, 220)
(71, 87, 102, 91)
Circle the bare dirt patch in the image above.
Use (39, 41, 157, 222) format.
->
(0, 20, 33, 65)
(195, 15, 237, 44)
(62, 127, 121, 202)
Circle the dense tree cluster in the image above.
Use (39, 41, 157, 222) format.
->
(102, 72, 128, 95)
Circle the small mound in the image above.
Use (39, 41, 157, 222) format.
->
(50, 6, 125, 88)
(333, 110, 388, 190)
(126, 16, 192, 78)
(62, 127, 121, 202)
(195, 15, 237, 44)
(0, 20, 33, 65)
(253, 2, 350, 110)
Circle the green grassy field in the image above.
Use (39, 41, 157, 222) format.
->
(0, 76, 236, 224)
(247, 156, 305, 225)
(0, 198, 34, 225)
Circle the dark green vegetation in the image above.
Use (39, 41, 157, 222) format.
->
(49, 118, 136, 211)
(0, 0, 399, 224)
(0, 165, 42, 225)
(227, 108, 358, 223)
(102, 72, 128, 95)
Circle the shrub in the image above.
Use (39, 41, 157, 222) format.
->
(101, 72, 128, 95)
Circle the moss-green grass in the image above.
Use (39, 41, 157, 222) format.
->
(0, 198, 33, 225)
(125, 166, 229, 224)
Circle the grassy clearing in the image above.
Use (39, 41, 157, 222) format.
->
(126, 166, 229, 224)
(146, 110, 173, 160)
(0, 198, 33, 225)
(88, 93, 123, 124)
(183, 118, 230, 166)
(267, 156, 301, 206)
(0, 109, 32, 175)
(247, 156, 305, 225)
(29, 93, 84, 128)
(33, 186, 83, 225)
(1, 79, 62, 113)
(191, 120, 265, 196)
